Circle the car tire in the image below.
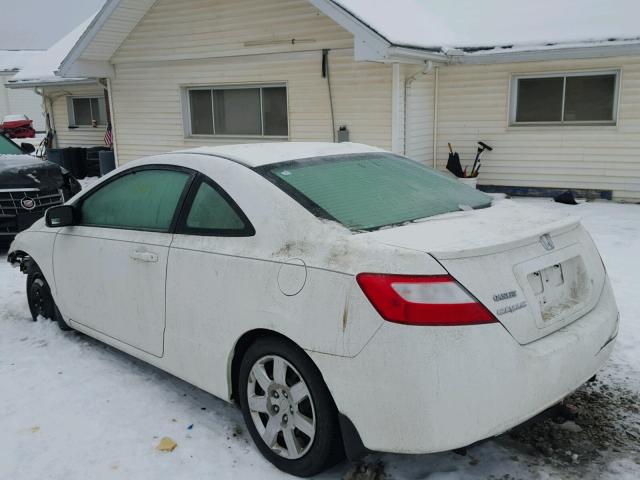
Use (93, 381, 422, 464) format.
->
(238, 338, 344, 477)
(26, 262, 55, 322)
(26, 262, 72, 331)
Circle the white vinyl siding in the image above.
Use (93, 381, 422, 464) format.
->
(108, 0, 391, 164)
(44, 84, 108, 148)
(427, 56, 640, 201)
(111, 0, 353, 64)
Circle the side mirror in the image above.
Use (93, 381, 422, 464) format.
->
(45, 205, 76, 227)
(21, 142, 35, 154)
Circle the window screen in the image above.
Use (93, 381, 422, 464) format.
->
(513, 72, 617, 124)
(187, 85, 288, 136)
(262, 87, 288, 136)
(259, 153, 492, 231)
(213, 88, 261, 135)
(515, 77, 564, 122)
(189, 90, 213, 135)
(564, 75, 616, 121)
(72, 98, 93, 125)
(185, 180, 247, 232)
(80, 169, 190, 231)
(70, 97, 107, 126)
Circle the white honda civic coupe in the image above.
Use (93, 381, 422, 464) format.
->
(8, 142, 618, 477)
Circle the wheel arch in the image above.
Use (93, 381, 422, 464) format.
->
(7, 248, 30, 269)
(228, 329, 311, 404)
(8, 248, 43, 277)
(227, 328, 368, 461)
(8, 230, 57, 281)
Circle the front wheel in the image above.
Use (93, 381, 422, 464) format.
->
(26, 263, 55, 321)
(26, 262, 71, 331)
(238, 338, 344, 477)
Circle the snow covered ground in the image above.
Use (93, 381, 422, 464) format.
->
(0, 198, 638, 480)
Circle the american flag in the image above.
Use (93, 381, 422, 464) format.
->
(104, 122, 113, 147)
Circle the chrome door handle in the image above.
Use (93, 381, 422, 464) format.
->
(130, 250, 158, 263)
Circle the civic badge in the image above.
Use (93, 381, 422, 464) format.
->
(540, 233, 555, 251)
(20, 196, 36, 211)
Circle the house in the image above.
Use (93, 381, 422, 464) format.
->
(56, 0, 640, 200)
(7, 15, 111, 150)
(0, 50, 45, 131)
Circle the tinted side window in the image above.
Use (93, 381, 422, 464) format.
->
(179, 178, 254, 236)
(80, 169, 190, 231)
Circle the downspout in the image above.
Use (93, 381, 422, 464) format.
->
(35, 87, 58, 149)
(432, 66, 439, 169)
(403, 61, 434, 155)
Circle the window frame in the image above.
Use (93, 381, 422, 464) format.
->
(67, 95, 107, 127)
(182, 83, 289, 139)
(509, 69, 620, 126)
(174, 173, 256, 237)
(73, 164, 197, 233)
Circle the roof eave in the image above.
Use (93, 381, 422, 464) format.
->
(452, 41, 640, 65)
(58, 0, 122, 78)
(6, 78, 98, 89)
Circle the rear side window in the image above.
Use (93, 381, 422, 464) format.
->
(258, 153, 492, 231)
(177, 177, 254, 236)
(80, 169, 190, 231)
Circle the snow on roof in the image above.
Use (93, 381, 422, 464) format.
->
(0, 50, 43, 73)
(10, 14, 97, 85)
(333, 0, 640, 53)
(174, 142, 384, 167)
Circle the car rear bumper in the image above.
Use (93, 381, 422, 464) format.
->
(311, 278, 619, 454)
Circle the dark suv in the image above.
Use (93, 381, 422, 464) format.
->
(0, 133, 81, 238)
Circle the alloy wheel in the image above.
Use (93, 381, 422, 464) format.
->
(246, 355, 316, 460)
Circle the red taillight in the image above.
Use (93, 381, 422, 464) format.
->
(356, 273, 497, 326)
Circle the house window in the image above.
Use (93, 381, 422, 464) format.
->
(186, 85, 288, 137)
(68, 96, 107, 127)
(510, 71, 619, 125)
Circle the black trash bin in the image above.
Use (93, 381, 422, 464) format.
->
(99, 150, 116, 176)
(86, 147, 109, 177)
(69, 147, 87, 179)
(59, 148, 75, 174)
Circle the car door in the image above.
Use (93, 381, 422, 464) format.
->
(164, 173, 258, 391)
(53, 166, 194, 357)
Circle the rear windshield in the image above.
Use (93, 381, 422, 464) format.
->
(257, 153, 492, 231)
(0, 134, 23, 155)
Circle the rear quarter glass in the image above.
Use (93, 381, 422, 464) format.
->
(256, 153, 491, 231)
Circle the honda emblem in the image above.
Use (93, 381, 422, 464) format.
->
(540, 234, 555, 251)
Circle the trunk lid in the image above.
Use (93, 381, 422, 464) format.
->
(364, 200, 606, 344)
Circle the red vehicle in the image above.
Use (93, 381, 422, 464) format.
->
(0, 115, 36, 139)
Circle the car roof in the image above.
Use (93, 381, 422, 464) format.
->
(174, 142, 385, 168)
